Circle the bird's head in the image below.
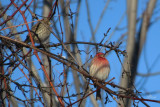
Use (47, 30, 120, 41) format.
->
(96, 52, 105, 58)
(43, 18, 51, 25)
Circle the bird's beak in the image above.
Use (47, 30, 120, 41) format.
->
(100, 54, 104, 57)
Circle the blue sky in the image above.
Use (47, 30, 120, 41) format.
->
(75, 0, 160, 106)
(1, 0, 160, 107)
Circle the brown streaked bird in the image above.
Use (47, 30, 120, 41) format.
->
(24, 18, 51, 44)
(89, 52, 110, 100)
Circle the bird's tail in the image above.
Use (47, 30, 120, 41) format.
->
(96, 87, 101, 100)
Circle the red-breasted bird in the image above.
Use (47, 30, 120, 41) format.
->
(89, 52, 110, 100)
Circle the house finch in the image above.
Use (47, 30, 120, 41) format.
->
(89, 52, 110, 100)
(24, 18, 51, 44)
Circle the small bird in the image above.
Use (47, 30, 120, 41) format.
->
(89, 52, 110, 100)
(24, 18, 51, 44)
